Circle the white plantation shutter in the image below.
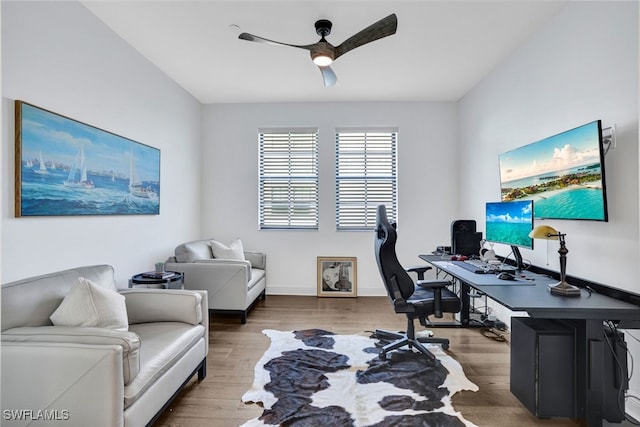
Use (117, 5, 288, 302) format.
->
(259, 129, 319, 229)
(335, 128, 397, 230)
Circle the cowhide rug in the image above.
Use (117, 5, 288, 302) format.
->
(241, 329, 479, 427)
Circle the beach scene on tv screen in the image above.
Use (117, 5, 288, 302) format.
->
(499, 121, 606, 221)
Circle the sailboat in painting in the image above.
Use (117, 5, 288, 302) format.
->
(129, 149, 157, 199)
(64, 144, 95, 189)
(34, 150, 49, 175)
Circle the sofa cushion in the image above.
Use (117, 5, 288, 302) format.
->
(210, 238, 245, 261)
(124, 322, 205, 408)
(50, 277, 129, 332)
(175, 239, 213, 263)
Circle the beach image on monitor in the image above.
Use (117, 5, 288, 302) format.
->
(498, 121, 607, 221)
(485, 200, 533, 248)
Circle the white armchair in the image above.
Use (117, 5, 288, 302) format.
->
(165, 238, 266, 324)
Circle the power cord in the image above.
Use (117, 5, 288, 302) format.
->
(605, 320, 640, 425)
(481, 327, 507, 342)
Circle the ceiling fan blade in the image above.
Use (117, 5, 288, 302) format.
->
(239, 32, 314, 51)
(335, 13, 397, 60)
(318, 65, 337, 87)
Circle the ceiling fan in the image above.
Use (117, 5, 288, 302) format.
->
(238, 13, 398, 87)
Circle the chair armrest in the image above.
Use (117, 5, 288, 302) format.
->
(120, 289, 204, 325)
(244, 251, 266, 270)
(406, 265, 432, 280)
(416, 279, 454, 318)
(416, 279, 450, 289)
(2, 326, 140, 385)
(1, 341, 124, 426)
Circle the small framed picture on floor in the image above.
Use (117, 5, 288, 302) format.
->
(317, 256, 357, 297)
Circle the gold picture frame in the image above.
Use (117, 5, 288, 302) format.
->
(317, 257, 357, 297)
(15, 100, 161, 217)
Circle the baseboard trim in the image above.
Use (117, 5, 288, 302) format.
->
(626, 399, 640, 424)
(266, 286, 386, 297)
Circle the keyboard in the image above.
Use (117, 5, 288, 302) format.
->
(452, 259, 500, 274)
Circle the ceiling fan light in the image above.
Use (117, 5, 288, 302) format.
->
(312, 54, 333, 66)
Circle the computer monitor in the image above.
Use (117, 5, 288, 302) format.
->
(485, 200, 534, 270)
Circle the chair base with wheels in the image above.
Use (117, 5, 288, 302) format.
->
(375, 313, 451, 362)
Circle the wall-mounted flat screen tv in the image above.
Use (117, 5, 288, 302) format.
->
(499, 120, 608, 221)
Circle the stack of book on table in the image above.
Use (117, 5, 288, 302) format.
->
(142, 271, 175, 279)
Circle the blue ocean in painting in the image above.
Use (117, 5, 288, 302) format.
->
(21, 166, 159, 216)
(18, 102, 160, 216)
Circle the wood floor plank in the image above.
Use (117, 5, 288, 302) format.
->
(154, 295, 579, 426)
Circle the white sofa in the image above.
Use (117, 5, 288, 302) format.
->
(1, 265, 208, 427)
(165, 238, 266, 324)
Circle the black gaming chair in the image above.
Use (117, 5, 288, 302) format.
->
(374, 204, 461, 362)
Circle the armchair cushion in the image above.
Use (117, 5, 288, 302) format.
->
(50, 277, 129, 332)
(177, 239, 213, 263)
(210, 238, 245, 261)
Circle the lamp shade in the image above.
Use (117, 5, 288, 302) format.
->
(529, 225, 560, 240)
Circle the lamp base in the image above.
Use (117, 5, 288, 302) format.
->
(548, 281, 581, 297)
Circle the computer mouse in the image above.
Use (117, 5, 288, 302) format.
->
(497, 272, 516, 281)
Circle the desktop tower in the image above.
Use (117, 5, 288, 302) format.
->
(510, 318, 576, 418)
(511, 318, 628, 421)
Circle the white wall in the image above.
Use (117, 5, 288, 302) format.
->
(458, 0, 640, 418)
(202, 102, 458, 295)
(1, 1, 203, 287)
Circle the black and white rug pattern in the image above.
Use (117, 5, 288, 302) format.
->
(241, 329, 479, 427)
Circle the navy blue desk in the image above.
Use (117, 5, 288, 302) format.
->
(420, 254, 640, 427)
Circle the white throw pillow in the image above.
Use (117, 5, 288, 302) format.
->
(210, 238, 245, 261)
(50, 277, 129, 331)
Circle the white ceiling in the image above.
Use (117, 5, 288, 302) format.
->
(82, 1, 567, 104)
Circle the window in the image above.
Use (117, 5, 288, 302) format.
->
(259, 128, 319, 229)
(335, 128, 397, 230)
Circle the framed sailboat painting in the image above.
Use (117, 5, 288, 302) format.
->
(14, 100, 160, 216)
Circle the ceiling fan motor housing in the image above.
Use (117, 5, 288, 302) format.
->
(315, 19, 332, 38)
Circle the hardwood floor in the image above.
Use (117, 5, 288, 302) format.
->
(154, 295, 581, 427)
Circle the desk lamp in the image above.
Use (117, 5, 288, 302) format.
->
(528, 225, 581, 297)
